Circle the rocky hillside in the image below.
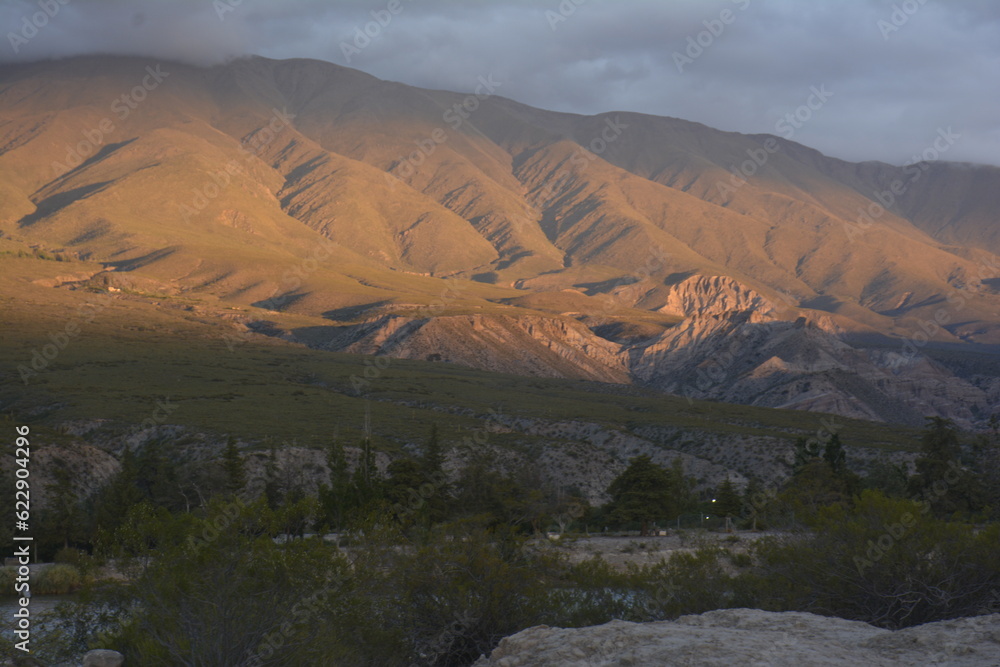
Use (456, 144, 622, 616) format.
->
(263, 273, 998, 428)
(473, 609, 1000, 666)
(1, 55, 999, 427)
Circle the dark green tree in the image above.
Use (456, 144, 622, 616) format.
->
(419, 424, 445, 478)
(350, 435, 382, 511)
(263, 444, 283, 510)
(92, 446, 146, 537)
(793, 436, 822, 473)
(667, 457, 696, 514)
(43, 459, 83, 550)
(823, 433, 847, 476)
(714, 476, 742, 519)
(863, 459, 909, 498)
(318, 439, 351, 529)
(417, 424, 451, 525)
(778, 460, 852, 525)
(606, 455, 677, 536)
(908, 417, 983, 517)
(222, 437, 246, 495)
(385, 457, 427, 525)
(135, 440, 182, 510)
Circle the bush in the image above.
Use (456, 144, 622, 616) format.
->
(54, 547, 95, 574)
(358, 518, 567, 666)
(34, 564, 82, 595)
(0, 566, 17, 597)
(750, 490, 1000, 628)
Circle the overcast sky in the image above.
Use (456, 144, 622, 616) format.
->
(3, 0, 998, 167)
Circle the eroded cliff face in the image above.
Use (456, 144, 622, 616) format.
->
(472, 609, 1000, 667)
(301, 275, 996, 429)
(323, 313, 631, 384)
(658, 275, 778, 319)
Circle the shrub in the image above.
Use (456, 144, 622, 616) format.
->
(34, 565, 82, 595)
(0, 566, 17, 597)
(751, 490, 1000, 628)
(53, 547, 95, 574)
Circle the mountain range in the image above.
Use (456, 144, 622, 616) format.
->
(2, 55, 998, 428)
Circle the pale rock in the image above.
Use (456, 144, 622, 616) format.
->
(473, 609, 1000, 666)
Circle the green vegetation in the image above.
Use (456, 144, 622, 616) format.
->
(605, 455, 688, 535)
(3, 418, 999, 665)
(0, 285, 923, 452)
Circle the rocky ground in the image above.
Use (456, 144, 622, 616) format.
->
(539, 531, 783, 569)
(473, 608, 1000, 666)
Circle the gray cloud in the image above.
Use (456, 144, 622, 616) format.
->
(2, 0, 998, 166)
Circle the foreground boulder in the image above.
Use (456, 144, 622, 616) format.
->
(473, 609, 1000, 666)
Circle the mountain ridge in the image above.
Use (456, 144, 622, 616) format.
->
(1, 54, 998, 427)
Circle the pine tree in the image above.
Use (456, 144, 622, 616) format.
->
(350, 434, 382, 510)
(714, 477, 742, 519)
(264, 444, 282, 510)
(318, 438, 350, 530)
(419, 424, 445, 477)
(908, 417, 983, 516)
(417, 424, 450, 524)
(606, 455, 677, 536)
(823, 433, 847, 476)
(222, 437, 246, 495)
(135, 439, 181, 510)
(44, 459, 82, 550)
(92, 446, 145, 535)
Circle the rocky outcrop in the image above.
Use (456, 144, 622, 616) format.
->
(629, 311, 994, 428)
(659, 275, 777, 319)
(473, 609, 1000, 666)
(275, 276, 998, 428)
(320, 314, 630, 384)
